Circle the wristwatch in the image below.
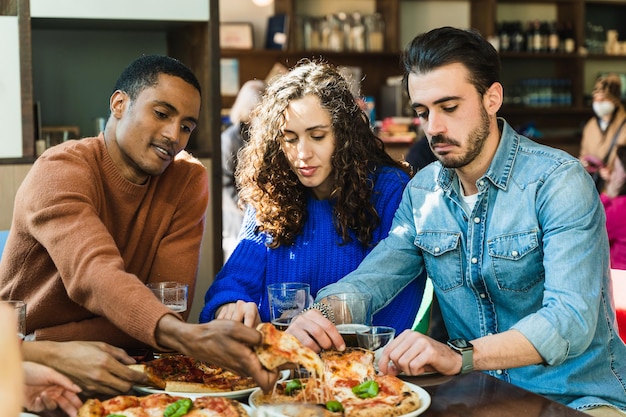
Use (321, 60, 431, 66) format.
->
(447, 338, 474, 374)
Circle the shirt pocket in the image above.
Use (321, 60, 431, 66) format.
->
(415, 232, 463, 291)
(487, 230, 543, 292)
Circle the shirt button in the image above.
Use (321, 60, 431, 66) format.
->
(480, 293, 486, 298)
(496, 369, 503, 375)
(479, 180, 484, 186)
(434, 247, 441, 253)
(473, 217, 480, 224)
(511, 250, 519, 257)
(471, 257, 478, 264)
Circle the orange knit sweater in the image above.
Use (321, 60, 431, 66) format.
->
(0, 136, 209, 349)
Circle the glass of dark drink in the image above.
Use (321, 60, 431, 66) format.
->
(324, 292, 372, 347)
(267, 282, 311, 330)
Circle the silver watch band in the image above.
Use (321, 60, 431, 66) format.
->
(301, 302, 335, 324)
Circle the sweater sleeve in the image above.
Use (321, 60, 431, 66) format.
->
(370, 167, 411, 246)
(199, 206, 268, 322)
(34, 316, 147, 349)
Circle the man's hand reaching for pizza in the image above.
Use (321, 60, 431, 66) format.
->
(22, 341, 147, 396)
(286, 309, 346, 353)
(215, 300, 261, 328)
(156, 316, 280, 393)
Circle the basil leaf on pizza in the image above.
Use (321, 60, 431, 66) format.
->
(351, 380, 379, 398)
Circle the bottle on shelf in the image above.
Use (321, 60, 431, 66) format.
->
(531, 20, 542, 53)
(364, 13, 384, 52)
(499, 22, 510, 52)
(561, 21, 575, 53)
(349, 12, 366, 52)
(510, 21, 525, 52)
(548, 21, 559, 53)
(540, 21, 550, 53)
(525, 21, 534, 53)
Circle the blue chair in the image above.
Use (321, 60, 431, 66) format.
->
(0, 230, 9, 259)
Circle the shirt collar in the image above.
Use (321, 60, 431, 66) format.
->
(483, 118, 518, 190)
(437, 118, 519, 192)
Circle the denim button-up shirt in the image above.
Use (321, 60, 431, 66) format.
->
(317, 119, 626, 410)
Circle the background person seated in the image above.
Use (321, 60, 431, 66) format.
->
(600, 145, 626, 270)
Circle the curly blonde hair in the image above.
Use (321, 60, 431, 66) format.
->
(236, 60, 409, 248)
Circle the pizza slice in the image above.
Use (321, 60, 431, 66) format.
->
(255, 322, 324, 377)
(318, 348, 421, 417)
(130, 355, 257, 393)
(77, 393, 248, 417)
(186, 396, 248, 417)
(341, 374, 421, 417)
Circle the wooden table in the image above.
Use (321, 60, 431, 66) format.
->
(403, 371, 588, 417)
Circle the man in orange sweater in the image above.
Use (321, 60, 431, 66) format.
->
(0, 55, 276, 395)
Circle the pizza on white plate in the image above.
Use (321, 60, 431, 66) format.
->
(253, 323, 422, 417)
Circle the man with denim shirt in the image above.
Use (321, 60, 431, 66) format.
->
(288, 27, 626, 415)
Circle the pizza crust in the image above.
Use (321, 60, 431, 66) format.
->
(344, 389, 421, 417)
(128, 364, 146, 373)
(164, 381, 235, 393)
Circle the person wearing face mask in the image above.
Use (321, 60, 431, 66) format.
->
(580, 73, 626, 192)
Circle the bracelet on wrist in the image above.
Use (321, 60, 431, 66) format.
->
(301, 302, 335, 324)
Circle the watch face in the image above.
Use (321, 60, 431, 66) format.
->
(449, 338, 472, 350)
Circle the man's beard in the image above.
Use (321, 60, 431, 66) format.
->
(430, 106, 491, 169)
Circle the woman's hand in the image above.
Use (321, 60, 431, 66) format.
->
(22, 361, 83, 417)
(216, 301, 261, 328)
(286, 309, 345, 353)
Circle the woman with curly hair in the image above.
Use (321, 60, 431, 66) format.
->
(200, 61, 425, 334)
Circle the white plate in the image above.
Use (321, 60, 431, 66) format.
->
(133, 370, 289, 401)
(248, 380, 431, 417)
(20, 413, 39, 417)
(240, 403, 253, 415)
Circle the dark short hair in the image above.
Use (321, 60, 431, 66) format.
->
(401, 26, 500, 96)
(113, 55, 201, 100)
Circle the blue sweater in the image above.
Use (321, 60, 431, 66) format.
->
(200, 166, 424, 333)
